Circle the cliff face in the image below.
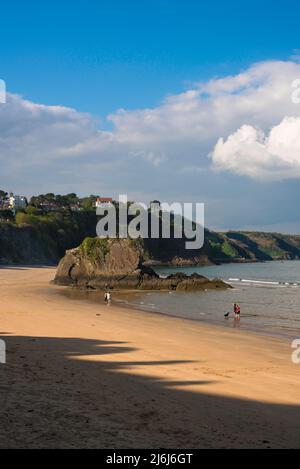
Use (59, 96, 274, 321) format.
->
(132, 230, 300, 266)
(0, 211, 97, 265)
(224, 231, 300, 261)
(54, 238, 229, 291)
(1, 212, 300, 267)
(0, 223, 55, 265)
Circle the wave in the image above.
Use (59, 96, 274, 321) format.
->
(228, 278, 300, 287)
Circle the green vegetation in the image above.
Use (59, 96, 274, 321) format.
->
(0, 190, 101, 264)
(1, 190, 300, 266)
(221, 240, 238, 258)
(0, 190, 8, 199)
(79, 237, 109, 261)
(0, 209, 97, 264)
(0, 209, 14, 221)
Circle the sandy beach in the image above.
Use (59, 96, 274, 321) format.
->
(0, 267, 300, 449)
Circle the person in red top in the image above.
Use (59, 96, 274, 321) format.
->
(234, 303, 241, 319)
(224, 304, 241, 319)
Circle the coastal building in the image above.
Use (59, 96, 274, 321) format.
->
(9, 193, 28, 210)
(38, 201, 61, 212)
(70, 203, 83, 212)
(95, 197, 113, 209)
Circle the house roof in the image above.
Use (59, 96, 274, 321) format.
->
(97, 197, 113, 203)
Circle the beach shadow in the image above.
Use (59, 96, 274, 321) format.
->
(0, 334, 300, 449)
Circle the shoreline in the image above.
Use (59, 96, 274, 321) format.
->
(1, 267, 300, 448)
(60, 285, 296, 342)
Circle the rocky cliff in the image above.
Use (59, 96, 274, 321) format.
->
(54, 238, 229, 291)
(0, 211, 97, 265)
(1, 211, 300, 267)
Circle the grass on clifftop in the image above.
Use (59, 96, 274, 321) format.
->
(79, 237, 110, 261)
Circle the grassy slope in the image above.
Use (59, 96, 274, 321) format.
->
(1, 212, 300, 265)
(223, 231, 300, 261)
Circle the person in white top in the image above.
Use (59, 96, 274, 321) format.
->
(104, 292, 112, 303)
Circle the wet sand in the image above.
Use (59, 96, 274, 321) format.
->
(0, 267, 300, 448)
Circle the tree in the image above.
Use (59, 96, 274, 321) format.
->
(81, 195, 98, 211)
(0, 190, 8, 200)
(0, 209, 14, 221)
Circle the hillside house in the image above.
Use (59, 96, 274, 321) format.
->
(9, 193, 28, 210)
(95, 197, 113, 209)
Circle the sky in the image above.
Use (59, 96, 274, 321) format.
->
(1, 0, 300, 232)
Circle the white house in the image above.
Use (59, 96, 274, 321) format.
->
(9, 193, 28, 210)
(95, 197, 113, 209)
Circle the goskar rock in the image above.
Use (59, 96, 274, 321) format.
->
(54, 238, 230, 291)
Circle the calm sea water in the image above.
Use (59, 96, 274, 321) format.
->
(61, 261, 300, 340)
(114, 261, 300, 340)
(155, 260, 300, 284)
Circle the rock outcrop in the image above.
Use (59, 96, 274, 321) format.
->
(54, 238, 230, 292)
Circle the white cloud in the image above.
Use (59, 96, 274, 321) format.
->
(211, 117, 300, 180)
(2, 59, 300, 198)
(109, 60, 300, 146)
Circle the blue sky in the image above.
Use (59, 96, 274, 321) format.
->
(1, 1, 300, 232)
(1, 0, 300, 117)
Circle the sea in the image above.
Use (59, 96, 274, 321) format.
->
(113, 260, 300, 340)
(61, 260, 300, 340)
